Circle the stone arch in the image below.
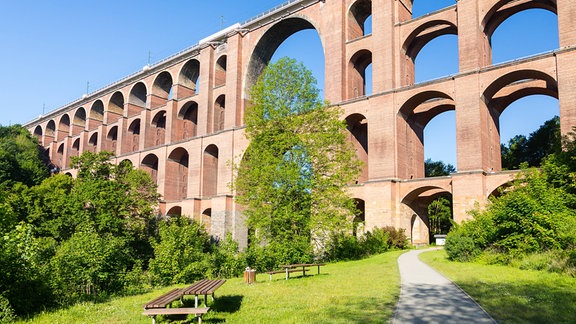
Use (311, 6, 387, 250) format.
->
(141, 154, 159, 185)
(108, 91, 125, 123)
(106, 126, 118, 153)
(71, 138, 80, 157)
(214, 55, 227, 87)
(482, 0, 557, 40)
(348, 0, 372, 41)
(201, 208, 212, 233)
(166, 147, 189, 201)
(56, 143, 65, 169)
(88, 132, 98, 153)
(73, 108, 86, 135)
(128, 82, 148, 113)
(348, 49, 372, 99)
(178, 101, 198, 140)
(245, 16, 322, 93)
(402, 20, 457, 85)
(346, 113, 368, 183)
(57, 114, 70, 141)
(152, 71, 173, 108)
(482, 69, 558, 171)
(46, 120, 56, 141)
(166, 206, 182, 216)
(212, 95, 225, 133)
(126, 119, 141, 153)
(401, 185, 452, 245)
(202, 144, 219, 197)
(397, 90, 456, 179)
(149, 110, 167, 147)
(33, 125, 43, 144)
(90, 100, 104, 122)
(178, 59, 200, 96)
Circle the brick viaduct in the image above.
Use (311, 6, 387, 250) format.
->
(24, 0, 576, 246)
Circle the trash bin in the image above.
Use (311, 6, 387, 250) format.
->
(244, 267, 256, 284)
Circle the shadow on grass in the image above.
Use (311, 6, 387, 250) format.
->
(323, 297, 396, 322)
(457, 280, 576, 323)
(202, 295, 243, 323)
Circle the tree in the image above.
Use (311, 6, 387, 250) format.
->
(501, 116, 560, 170)
(424, 159, 456, 177)
(0, 125, 49, 187)
(233, 58, 361, 264)
(428, 196, 453, 235)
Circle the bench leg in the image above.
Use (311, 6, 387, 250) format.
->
(151, 315, 156, 324)
(195, 295, 199, 308)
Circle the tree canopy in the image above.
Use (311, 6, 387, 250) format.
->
(234, 57, 362, 264)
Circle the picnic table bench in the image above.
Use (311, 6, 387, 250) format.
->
(142, 279, 225, 324)
(266, 263, 326, 280)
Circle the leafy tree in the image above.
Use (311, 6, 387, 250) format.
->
(149, 216, 211, 285)
(428, 196, 453, 235)
(234, 57, 361, 264)
(501, 116, 560, 170)
(0, 125, 49, 187)
(424, 159, 455, 177)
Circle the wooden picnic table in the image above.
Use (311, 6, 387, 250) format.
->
(266, 263, 326, 280)
(142, 279, 226, 324)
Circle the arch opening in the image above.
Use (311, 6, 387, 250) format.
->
(412, 0, 456, 19)
(108, 91, 125, 123)
(348, 0, 372, 41)
(348, 50, 372, 99)
(178, 101, 198, 140)
(214, 55, 227, 88)
(141, 154, 159, 185)
(166, 148, 189, 201)
(202, 145, 219, 197)
(213, 95, 225, 133)
(346, 114, 368, 183)
(414, 34, 458, 83)
(152, 71, 173, 108)
(179, 59, 200, 96)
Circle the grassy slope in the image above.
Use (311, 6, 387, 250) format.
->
(420, 249, 576, 323)
(20, 250, 404, 323)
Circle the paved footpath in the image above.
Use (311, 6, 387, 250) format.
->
(392, 248, 496, 324)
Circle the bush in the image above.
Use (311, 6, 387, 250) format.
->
(207, 233, 246, 278)
(148, 217, 211, 286)
(0, 294, 15, 324)
(445, 230, 480, 262)
(324, 232, 363, 261)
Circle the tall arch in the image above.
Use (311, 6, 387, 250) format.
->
(202, 144, 219, 197)
(148, 110, 166, 147)
(346, 114, 368, 183)
(398, 91, 456, 179)
(482, 69, 559, 171)
(178, 59, 200, 97)
(214, 55, 227, 88)
(107, 91, 125, 124)
(57, 114, 70, 141)
(128, 82, 148, 116)
(178, 101, 198, 140)
(201, 208, 212, 233)
(165, 148, 189, 201)
(348, 0, 372, 41)
(402, 185, 452, 245)
(353, 198, 366, 237)
(152, 71, 173, 108)
(46, 120, 56, 142)
(245, 17, 321, 93)
(73, 108, 86, 135)
(106, 126, 118, 153)
(87, 132, 98, 153)
(141, 154, 159, 185)
(213, 95, 225, 133)
(71, 138, 80, 157)
(33, 125, 43, 144)
(125, 119, 141, 153)
(348, 49, 372, 99)
(89, 100, 105, 130)
(166, 206, 182, 216)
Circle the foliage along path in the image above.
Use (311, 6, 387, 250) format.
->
(392, 248, 496, 323)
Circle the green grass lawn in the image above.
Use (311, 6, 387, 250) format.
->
(19, 250, 404, 323)
(420, 249, 576, 323)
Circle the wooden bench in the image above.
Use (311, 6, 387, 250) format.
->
(181, 279, 226, 307)
(267, 263, 326, 280)
(142, 307, 209, 324)
(143, 288, 183, 309)
(266, 268, 310, 281)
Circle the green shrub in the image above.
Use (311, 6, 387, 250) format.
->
(324, 232, 363, 261)
(148, 217, 211, 286)
(0, 294, 15, 324)
(208, 233, 247, 278)
(445, 230, 480, 262)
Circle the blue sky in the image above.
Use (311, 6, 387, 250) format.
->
(0, 0, 560, 167)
